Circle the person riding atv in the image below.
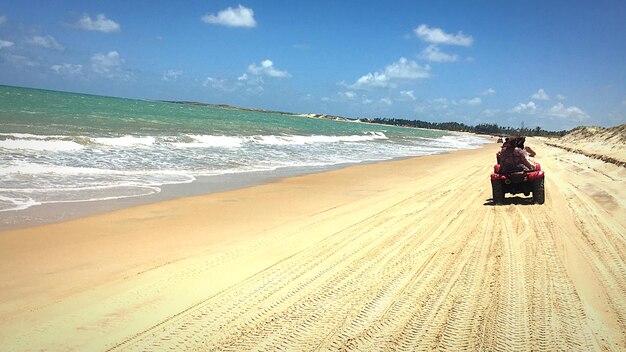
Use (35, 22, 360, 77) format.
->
(497, 136, 536, 165)
(491, 137, 545, 204)
(500, 138, 535, 173)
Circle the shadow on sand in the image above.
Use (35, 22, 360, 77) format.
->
(483, 196, 536, 206)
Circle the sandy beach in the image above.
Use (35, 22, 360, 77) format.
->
(0, 138, 624, 351)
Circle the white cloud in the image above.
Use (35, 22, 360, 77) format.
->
(240, 75, 264, 94)
(335, 91, 358, 101)
(531, 88, 549, 100)
(414, 24, 473, 46)
(362, 98, 373, 105)
(379, 98, 393, 106)
(162, 69, 183, 81)
(28, 35, 64, 51)
(350, 57, 430, 89)
(202, 5, 256, 28)
(557, 94, 566, 100)
(204, 74, 265, 94)
(247, 59, 291, 78)
(352, 72, 391, 89)
(75, 14, 121, 33)
(0, 39, 13, 49)
(511, 101, 537, 114)
(51, 63, 83, 77)
(419, 45, 458, 62)
(91, 51, 123, 75)
(203, 77, 233, 91)
(547, 103, 588, 120)
(343, 91, 357, 99)
(0, 15, 6, 26)
(385, 57, 430, 79)
(460, 97, 482, 105)
(481, 88, 496, 96)
(203, 77, 218, 86)
(400, 90, 416, 100)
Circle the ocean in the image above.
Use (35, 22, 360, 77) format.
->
(0, 85, 488, 223)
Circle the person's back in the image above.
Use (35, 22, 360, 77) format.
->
(500, 141, 534, 173)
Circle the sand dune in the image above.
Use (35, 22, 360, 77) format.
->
(0, 139, 624, 351)
(546, 124, 626, 165)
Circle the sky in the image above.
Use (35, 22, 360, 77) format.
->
(1, 1, 625, 130)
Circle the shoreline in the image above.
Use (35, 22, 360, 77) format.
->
(0, 163, 331, 231)
(0, 144, 485, 231)
(0, 146, 492, 322)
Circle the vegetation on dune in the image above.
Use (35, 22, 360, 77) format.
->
(367, 118, 569, 137)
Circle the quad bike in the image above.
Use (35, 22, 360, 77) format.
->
(490, 161, 545, 204)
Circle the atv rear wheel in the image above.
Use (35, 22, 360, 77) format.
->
(491, 180, 504, 204)
(533, 178, 545, 204)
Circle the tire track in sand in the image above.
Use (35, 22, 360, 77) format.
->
(109, 168, 484, 351)
(106, 147, 621, 351)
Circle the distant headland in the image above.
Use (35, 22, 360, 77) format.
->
(162, 101, 353, 122)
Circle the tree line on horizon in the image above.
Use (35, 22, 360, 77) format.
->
(367, 118, 569, 137)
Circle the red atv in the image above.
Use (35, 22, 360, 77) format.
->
(490, 161, 545, 204)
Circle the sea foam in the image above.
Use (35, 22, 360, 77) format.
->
(0, 139, 84, 151)
(93, 135, 156, 147)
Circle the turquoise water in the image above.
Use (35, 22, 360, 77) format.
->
(0, 85, 488, 212)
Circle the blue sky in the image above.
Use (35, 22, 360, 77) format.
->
(1, 1, 625, 130)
